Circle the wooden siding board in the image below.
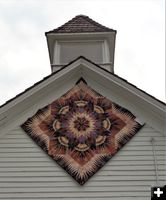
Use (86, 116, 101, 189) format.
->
(0, 165, 165, 171)
(0, 186, 150, 192)
(0, 181, 165, 187)
(0, 150, 165, 157)
(0, 191, 150, 198)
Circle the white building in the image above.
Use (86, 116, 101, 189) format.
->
(0, 15, 165, 200)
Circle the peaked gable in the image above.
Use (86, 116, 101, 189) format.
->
(45, 15, 116, 34)
(0, 56, 165, 136)
(0, 56, 165, 110)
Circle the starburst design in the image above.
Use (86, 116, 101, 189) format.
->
(21, 79, 143, 185)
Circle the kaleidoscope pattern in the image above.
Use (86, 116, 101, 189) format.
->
(21, 79, 143, 185)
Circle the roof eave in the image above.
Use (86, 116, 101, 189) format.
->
(45, 29, 117, 35)
(45, 31, 117, 37)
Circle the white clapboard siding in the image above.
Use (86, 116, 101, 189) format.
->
(0, 124, 165, 200)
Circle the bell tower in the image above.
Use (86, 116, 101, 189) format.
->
(45, 15, 116, 72)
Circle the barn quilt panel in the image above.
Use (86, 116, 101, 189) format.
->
(21, 79, 143, 185)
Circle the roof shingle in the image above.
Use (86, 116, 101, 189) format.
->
(45, 15, 116, 34)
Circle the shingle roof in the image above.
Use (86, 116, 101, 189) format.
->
(45, 15, 116, 34)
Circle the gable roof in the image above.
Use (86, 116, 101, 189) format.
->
(0, 56, 165, 135)
(0, 56, 165, 110)
(45, 15, 116, 34)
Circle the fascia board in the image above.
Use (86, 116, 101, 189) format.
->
(46, 32, 115, 37)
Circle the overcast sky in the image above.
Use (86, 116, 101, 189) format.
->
(0, 0, 165, 106)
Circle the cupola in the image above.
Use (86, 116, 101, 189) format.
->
(45, 15, 116, 72)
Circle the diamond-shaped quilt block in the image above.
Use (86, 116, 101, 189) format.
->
(21, 80, 143, 185)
